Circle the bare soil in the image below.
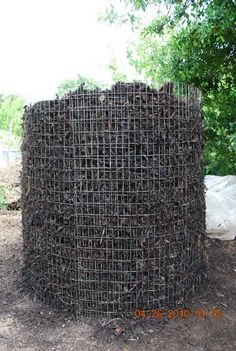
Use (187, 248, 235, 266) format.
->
(0, 210, 235, 351)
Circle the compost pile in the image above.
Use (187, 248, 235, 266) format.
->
(22, 82, 206, 316)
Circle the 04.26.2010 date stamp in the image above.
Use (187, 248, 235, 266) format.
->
(133, 308, 224, 320)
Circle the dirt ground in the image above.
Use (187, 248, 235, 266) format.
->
(0, 210, 235, 351)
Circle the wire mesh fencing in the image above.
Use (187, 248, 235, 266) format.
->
(21, 82, 206, 317)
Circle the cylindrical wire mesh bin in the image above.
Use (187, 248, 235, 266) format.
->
(22, 82, 206, 317)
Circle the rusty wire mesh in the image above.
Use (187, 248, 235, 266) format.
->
(21, 82, 206, 317)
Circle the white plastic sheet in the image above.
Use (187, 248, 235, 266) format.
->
(205, 175, 236, 240)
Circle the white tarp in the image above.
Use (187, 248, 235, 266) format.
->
(205, 175, 236, 240)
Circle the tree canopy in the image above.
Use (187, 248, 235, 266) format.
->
(57, 74, 100, 97)
(104, 0, 236, 174)
(0, 95, 24, 137)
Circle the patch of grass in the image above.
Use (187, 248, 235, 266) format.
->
(0, 186, 7, 209)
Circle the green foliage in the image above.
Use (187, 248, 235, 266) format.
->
(99, 1, 145, 29)
(107, 58, 127, 82)
(0, 186, 7, 210)
(99, 4, 121, 25)
(105, 0, 236, 175)
(203, 88, 236, 175)
(57, 74, 101, 97)
(0, 95, 24, 136)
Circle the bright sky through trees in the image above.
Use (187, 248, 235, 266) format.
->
(0, 0, 140, 101)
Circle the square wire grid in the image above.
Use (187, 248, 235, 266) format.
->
(21, 82, 206, 317)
